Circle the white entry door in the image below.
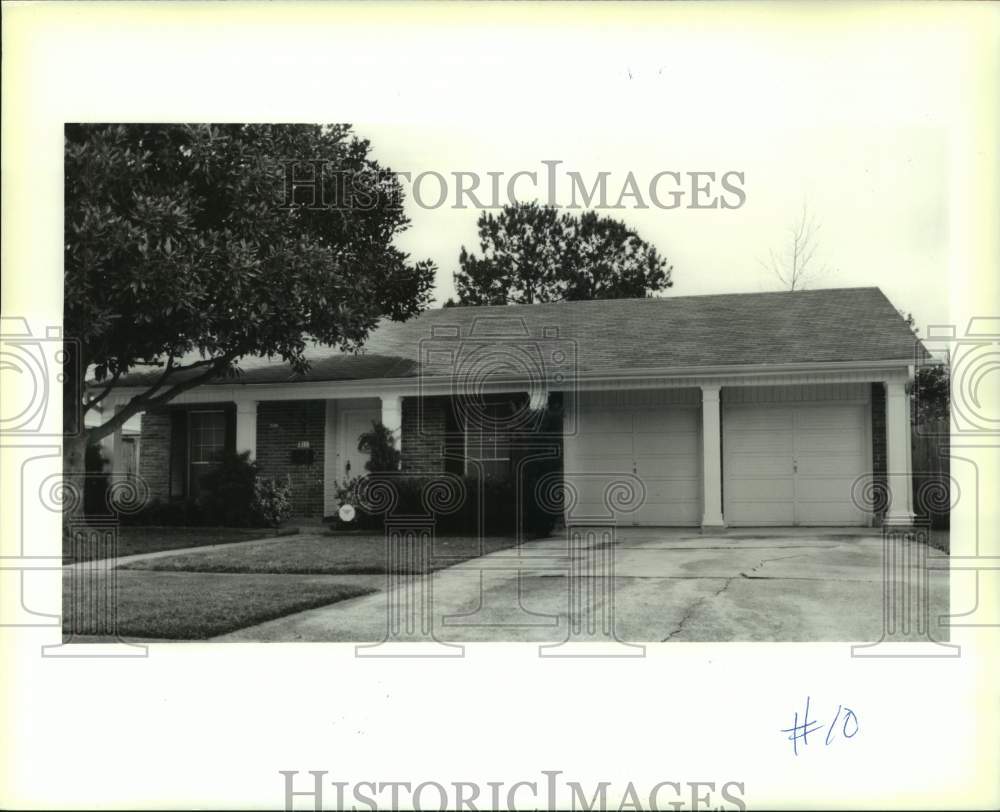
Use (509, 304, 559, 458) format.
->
(723, 403, 869, 526)
(565, 399, 701, 526)
(338, 407, 380, 481)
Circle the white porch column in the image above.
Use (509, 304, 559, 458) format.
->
(884, 380, 915, 526)
(235, 399, 259, 460)
(700, 384, 726, 530)
(380, 394, 403, 469)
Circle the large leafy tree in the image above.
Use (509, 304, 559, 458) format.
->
(454, 202, 672, 305)
(64, 123, 435, 487)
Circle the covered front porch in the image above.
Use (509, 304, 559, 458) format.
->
(104, 359, 917, 528)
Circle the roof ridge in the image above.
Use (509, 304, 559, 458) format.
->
(427, 286, 882, 312)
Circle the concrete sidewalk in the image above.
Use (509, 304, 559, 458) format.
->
(213, 528, 951, 643)
(64, 530, 313, 571)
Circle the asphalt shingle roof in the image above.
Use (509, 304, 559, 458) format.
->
(115, 287, 927, 387)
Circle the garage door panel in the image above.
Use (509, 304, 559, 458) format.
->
(571, 501, 617, 521)
(796, 406, 864, 431)
(796, 432, 865, 455)
(569, 433, 633, 457)
(633, 410, 698, 434)
(725, 407, 795, 430)
(724, 401, 869, 527)
(636, 433, 699, 455)
(577, 410, 633, 434)
(796, 456, 865, 477)
(636, 502, 700, 525)
(796, 502, 866, 525)
(570, 397, 701, 526)
(726, 501, 796, 525)
(727, 477, 795, 501)
(570, 456, 634, 475)
(795, 477, 860, 502)
(568, 477, 633, 503)
(635, 455, 701, 479)
(641, 478, 700, 502)
(727, 431, 795, 454)
(727, 455, 793, 478)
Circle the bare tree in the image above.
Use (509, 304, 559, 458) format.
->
(760, 201, 832, 291)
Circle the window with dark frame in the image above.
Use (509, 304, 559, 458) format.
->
(463, 398, 519, 480)
(189, 410, 227, 465)
(168, 407, 234, 500)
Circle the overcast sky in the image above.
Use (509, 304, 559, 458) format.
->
(363, 120, 947, 332)
(347, 7, 970, 336)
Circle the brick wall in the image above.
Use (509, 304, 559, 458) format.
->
(138, 411, 171, 503)
(400, 394, 563, 480)
(256, 400, 326, 517)
(871, 382, 888, 521)
(401, 396, 449, 473)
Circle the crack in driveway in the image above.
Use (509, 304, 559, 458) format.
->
(662, 577, 735, 641)
(662, 550, 827, 641)
(739, 551, 815, 578)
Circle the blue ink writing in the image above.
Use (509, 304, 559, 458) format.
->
(782, 697, 859, 755)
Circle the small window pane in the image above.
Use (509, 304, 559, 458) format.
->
(190, 411, 226, 464)
(465, 401, 513, 480)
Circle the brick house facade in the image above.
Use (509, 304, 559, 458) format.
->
(114, 288, 926, 528)
(255, 400, 326, 517)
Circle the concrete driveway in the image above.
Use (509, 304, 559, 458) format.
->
(215, 527, 950, 643)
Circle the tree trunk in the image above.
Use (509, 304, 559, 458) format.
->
(62, 433, 88, 538)
(62, 339, 88, 537)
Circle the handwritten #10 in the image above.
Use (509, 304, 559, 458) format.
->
(781, 696, 859, 756)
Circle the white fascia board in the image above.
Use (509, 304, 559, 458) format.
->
(97, 358, 915, 405)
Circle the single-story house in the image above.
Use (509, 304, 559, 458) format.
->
(99, 287, 929, 529)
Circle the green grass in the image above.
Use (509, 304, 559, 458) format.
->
(120, 534, 526, 575)
(62, 570, 374, 639)
(63, 525, 278, 564)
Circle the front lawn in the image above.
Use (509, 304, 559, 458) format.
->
(62, 570, 375, 639)
(120, 533, 526, 575)
(63, 525, 279, 564)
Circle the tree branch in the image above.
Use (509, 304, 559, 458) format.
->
(82, 370, 121, 413)
(85, 353, 238, 443)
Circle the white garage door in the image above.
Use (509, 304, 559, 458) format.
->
(723, 403, 869, 526)
(565, 394, 701, 525)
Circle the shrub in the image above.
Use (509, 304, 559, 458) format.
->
(328, 476, 383, 530)
(125, 452, 294, 528)
(197, 451, 259, 527)
(358, 421, 401, 473)
(122, 498, 206, 527)
(327, 471, 558, 537)
(252, 475, 294, 527)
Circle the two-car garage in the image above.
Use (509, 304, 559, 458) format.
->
(564, 384, 872, 527)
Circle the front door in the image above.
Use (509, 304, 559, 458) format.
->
(337, 407, 380, 481)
